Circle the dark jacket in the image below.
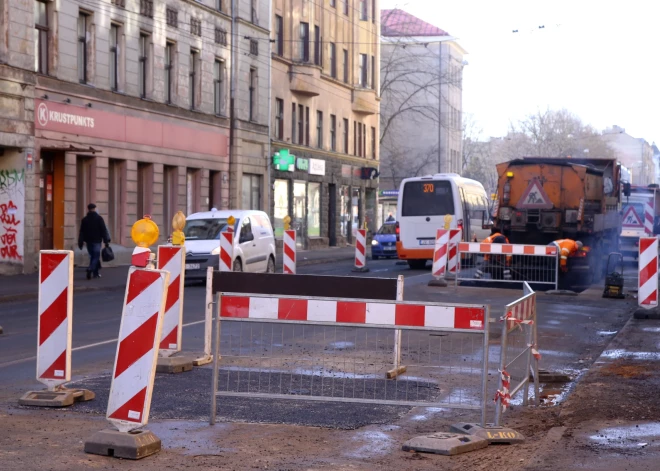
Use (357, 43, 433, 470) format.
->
(78, 211, 111, 246)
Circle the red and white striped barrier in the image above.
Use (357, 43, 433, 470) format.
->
(219, 230, 234, 272)
(157, 246, 185, 354)
(131, 246, 152, 268)
(220, 294, 485, 330)
(354, 229, 367, 269)
(494, 370, 511, 412)
(283, 230, 296, 274)
(37, 251, 73, 388)
(644, 200, 655, 235)
(459, 242, 557, 256)
(447, 229, 462, 276)
(107, 267, 169, 433)
(432, 229, 449, 279)
(638, 237, 658, 309)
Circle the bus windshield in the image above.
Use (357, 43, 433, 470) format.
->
(402, 181, 454, 217)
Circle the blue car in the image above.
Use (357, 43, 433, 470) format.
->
(371, 222, 398, 260)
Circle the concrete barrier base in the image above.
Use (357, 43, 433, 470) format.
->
(402, 432, 488, 456)
(84, 429, 161, 460)
(633, 307, 660, 319)
(19, 388, 94, 407)
(450, 423, 525, 444)
(190, 352, 213, 366)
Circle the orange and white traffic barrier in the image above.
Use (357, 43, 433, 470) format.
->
(219, 230, 234, 272)
(645, 200, 655, 235)
(353, 229, 368, 271)
(283, 230, 296, 274)
(447, 229, 462, 276)
(432, 229, 449, 279)
(459, 242, 557, 256)
(638, 237, 658, 308)
(157, 246, 185, 354)
(107, 267, 170, 432)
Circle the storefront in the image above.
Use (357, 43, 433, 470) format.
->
(377, 189, 399, 228)
(270, 147, 378, 249)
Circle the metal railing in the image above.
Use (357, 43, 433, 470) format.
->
(210, 293, 491, 426)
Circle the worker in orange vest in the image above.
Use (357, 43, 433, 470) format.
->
(549, 239, 584, 272)
(476, 229, 512, 280)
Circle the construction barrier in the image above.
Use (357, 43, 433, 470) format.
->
(353, 229, 368, 271)
(494, 282, 540, 426)
(106, 267, 169, 432)
(456, 242, 559, 289)
(447, 229, 462, 277)
(283, 230, 296, 274)
(638, 237, 658, 309)
(644, 200, 654, 235)
(431, 229, 449, 279)
(210, 292, 491, 426)
(157, 246, 185, 354)
(219, 230, 234, 272)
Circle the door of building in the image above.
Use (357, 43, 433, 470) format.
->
(293, 181, 307, 249)
(39, 152, 65, 250)
(328, 184, 337, 246)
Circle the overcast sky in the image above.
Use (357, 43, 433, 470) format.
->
(381, 0, 660, 145)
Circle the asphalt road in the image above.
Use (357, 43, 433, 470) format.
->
(0, 256, 640, 428)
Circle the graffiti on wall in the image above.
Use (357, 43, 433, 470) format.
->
(0, 168, 25, 263)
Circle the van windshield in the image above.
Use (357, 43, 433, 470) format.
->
(402, 181, 454, 217)
(184, 218, 228, 240)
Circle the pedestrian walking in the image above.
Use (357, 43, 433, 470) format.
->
(78, 203, 111, 279)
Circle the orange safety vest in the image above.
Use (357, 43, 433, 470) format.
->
(552, 239, 580, 266)
(482, 233, 512, 264)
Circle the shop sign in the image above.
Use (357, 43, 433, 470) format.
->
(352, 167, 362, 178)
(360, 167, 380, 180)
(309, 159, 326, 176)
(341, 165, 352, 178)
(379, 189, 399, 197)
(273, 149, 295, 172)
(296, 158, 309, 171)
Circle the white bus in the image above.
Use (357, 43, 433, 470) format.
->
(395, 174, 492, 269)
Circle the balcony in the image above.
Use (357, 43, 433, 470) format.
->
(352, 88, 377, 115)
(289, 63, 321, 97)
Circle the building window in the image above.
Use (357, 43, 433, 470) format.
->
(343, 0, 349, 15)
(274, 98, 284, 139)
(316, 111, 323, 148)
(250, 39, 258, 56)
(300, 22, 309, 62)
(189, 49, 198, 109)
(137, 163, 153, 218)
(329, 43, 336, 78)
(358, 122, 363, 157)
(249, 68, 257, 121)
(139, 0, 153, 18)
(330, 115, 336, 151)
(251, 0, 258, 24)
(214, 59, 225, 115)
(76, 158, 95, 228)
(371, 126, 376, 158)
(242, 174, 261, 210)
(34, 0, 48, 74)
(191, 18, 201, 37)
(305, 107, 310, 146)
(108, 160, 126, 244)
(273, 179, 289, 237)
(166, 8, 178, 28)
(109, 24, 119, 90)
(291, 103, 297, 143)
(216, 0, 222, 12)
(308, 182, 321, 237)
(353, 121, 357, 155)
(215, 28, 227, 46)
(359, 53, 367, 87)
(371, 55, 375, 89)
(297, 104, 303, 145)
(343, 49, 348, 83)
(163, 166, 177, 230)
(77, 12, 89, 83)
(330, 0, 336, 7)
(275, 15, 283, 56)
(165, 41, 174, 104)
(372, 0, 376, 23)
(186, 169, 200, 215)
(138, 33, 149, 98)
(112, 0, 126, 7)
(343, 118, 349, 153)
(359, 0, 367, 20)
(314, 25, 321, 66)
(362, 123, 367, 157)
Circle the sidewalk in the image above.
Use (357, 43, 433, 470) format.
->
(522, 315, 660, 471)
(0, 246, 357, 303)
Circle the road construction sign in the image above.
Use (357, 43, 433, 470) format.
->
(517, 178, 553, 209)
(622, 206, 643, 228)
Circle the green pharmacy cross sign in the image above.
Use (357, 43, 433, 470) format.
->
(273, 149, 295, 172)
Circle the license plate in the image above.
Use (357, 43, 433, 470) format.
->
(419, 240, 434, 246)
(384, 247, 396, 251)
(185, 263, 201, 270)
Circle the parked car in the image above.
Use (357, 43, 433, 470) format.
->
(183, 209, 276, 280)
(371, 222, 398, 260)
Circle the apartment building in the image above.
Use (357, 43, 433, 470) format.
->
(270, 0, 380, 248)
(0, 0, 268, 274)
(602, 125, 655, 186)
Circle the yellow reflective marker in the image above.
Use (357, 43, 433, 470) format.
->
(171, 211, 186, 246)
(131, 216, 159, 248)
(506, 171, 514, 178)
(283, 215, 291, 231)
(444, 214, 452, 230)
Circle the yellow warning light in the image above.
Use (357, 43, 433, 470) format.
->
(491, 193, 497, 200)
(283, 215, 291, 230)
(131, 216, 159, 248)
(506, 171, 514, 178)
(444, 214, 453, 230)
(171, 211, 186, 246)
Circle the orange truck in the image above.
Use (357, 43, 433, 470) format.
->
(493, 157, 622, 280)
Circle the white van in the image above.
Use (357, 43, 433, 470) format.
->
(182, 209, 276, 279)
(396, 174, 491, 269)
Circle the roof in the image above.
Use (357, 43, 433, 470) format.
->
(381, 9, 449, 37)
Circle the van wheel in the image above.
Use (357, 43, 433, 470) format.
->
(233, 259, 243, 272)
(407, 260, 427, 270)
(266, 256, 275, 273)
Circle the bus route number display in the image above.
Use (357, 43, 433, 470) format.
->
(423, 183, 434, 193)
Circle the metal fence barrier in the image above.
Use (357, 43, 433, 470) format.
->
(456, 242, 559, 290)
(494, 282, 540, 425)
(210, 293, 491, 426)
